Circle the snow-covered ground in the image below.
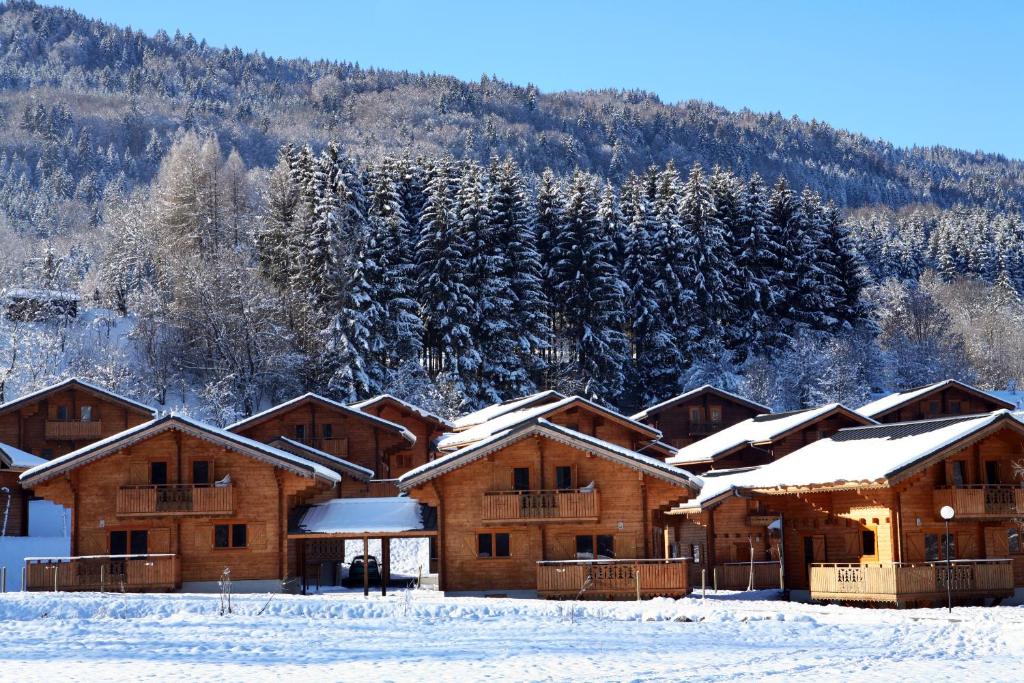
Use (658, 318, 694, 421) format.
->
(0, 590, 1019, 681)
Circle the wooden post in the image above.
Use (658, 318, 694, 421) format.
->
(663, 526, 670, 559)
(713, 566, 718, 592)
(363, 536, 370, 597)
(381, 536, 390, 597)
(298, 538, 307, 595)
(635, 565, 641, 601)
(701, 568, 706, 599)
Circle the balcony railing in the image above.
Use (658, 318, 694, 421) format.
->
(45, 420, 102, 440)
(296, 437, 350, 457)
(713, 561, 783, 590)
(688, 422, 724, 437)
(117, 484, 234, 516)
(537, 558, 690, 599)
(482, 489, 599, 522)
(809, 560, 1014, 603)
(25, 554, 178, 592)
(933, 485, 1024, 518)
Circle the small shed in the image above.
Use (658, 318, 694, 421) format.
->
(2, 288, 80, 322)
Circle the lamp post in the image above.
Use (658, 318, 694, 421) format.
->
(939, 505, 955, 614)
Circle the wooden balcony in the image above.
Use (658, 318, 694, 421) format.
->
(117, 484, 233, 516)
(297, 437, 350, 457)
(714, 561, 783, 590)
(45, 420, 102, 441)
(537, 558, 690, 599)
(688, 422, 724, 437)
(482, 490, 599, 523)
(25, 554, 178, 592)
(810, 560, 1014, 604)
(933, 485, 1024, 518)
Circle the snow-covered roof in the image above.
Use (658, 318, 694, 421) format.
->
(270, 436, 375, 481)
(0, 442, 47, 470)
(631, 385, 771, 422)
(350, 394, 454, 429)
(438, 395, 660, 452)
(20, 414, 342, 486)
(674, 410, 1019, 510)
(401, 417, 700, 491)
(452, 390, 566, 429)
(226, 393, 416, 445)
(667, 403, 873, 466)
(0, 377, 156, 417)
(856, 379, 1013, 419)
(296, 497, 428, 535)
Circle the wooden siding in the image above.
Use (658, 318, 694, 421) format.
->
(875, 386, 1008, 423)
(357, 400, 441, 478)
(639, 393, 763, 449)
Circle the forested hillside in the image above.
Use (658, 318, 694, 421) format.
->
(2, 1, 1024, 422)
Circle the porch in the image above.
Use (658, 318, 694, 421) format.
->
(24, 554, 178, 592)
(536, 558, 690, 599)
(809, 559, 1014, 604)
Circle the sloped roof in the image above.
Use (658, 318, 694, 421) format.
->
(350, 394, 454, 430)
(270, 436, 375, 481)
(0, 378, 156, 418)
(296, 497, 428, 535)
(856, 379, 1014, 419)
(673, 410, 1019, 510)
(0, 442, 47, 470)
(20, 414, 342, 487)
(452, 390, 566, 429)
(400, 417, 700, 491)
(666, 403, 874, 466)
(631, 385, 771, 422)
(226, 393, 416, 445)
(437, 395, 661, 451)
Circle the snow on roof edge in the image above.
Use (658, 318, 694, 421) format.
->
(350, 393, 454, 429)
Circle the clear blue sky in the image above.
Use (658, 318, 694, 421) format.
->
(55, 1, 1024, 159)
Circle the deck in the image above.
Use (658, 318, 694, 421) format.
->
(810, 559, 1014, 604)
(536, 558, 690, 599)
(24, 555, 178, 592)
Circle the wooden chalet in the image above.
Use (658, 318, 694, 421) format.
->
(0, 442, 46, 536)
(450, 390, 567, 430)
(666, 402, 874, 474)
(18, 414, 346, 592)
(669, 410, 1024, 605)
(227, 393, 416, 497)
(856, 379, 1014, 423)
(632, 385, 771, 449)
(399, 397, 701, 599)
(349, 394, 454, 477)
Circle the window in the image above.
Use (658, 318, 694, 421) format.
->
(294, 424, 306, 441)
(985, 461, 1000, 485)
(951, 461, 966, 488)
(56, 405, 68, 421)
(1010, 528, 1022, 554)
(477, 532, 510, 558)
(949, 401, 962, 415)
(555, 466, 573, 490)
(862, 529, 876, 557)
(927, 400, 940, 416)
(709, 406, 722, 424)
(689, 406, 703, 424)
(150, 461, 168, 486)
(192, 460, 211, 485)
(513, 467, 530, 491)
(575, 534, 615, 559)
(80, 405, 93, 422)
(322, 424, 333, 439)
(110, 530, 148, 556)
(215, 523, 248, 549)
(924, 533, 956, 561)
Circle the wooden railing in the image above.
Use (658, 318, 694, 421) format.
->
(24, 554, 178, 592)
(537, 558, 690, 599)
(482, 490, 599, 522)
(45, 420, 102, 440)
(117, 484, 233, 516)
(933, 485, 1024, 517)
(714, 561, 783, 590)
(810, 559, 1014, 603)
(297, 437, 349, 457)
(688, 422, 724, 436)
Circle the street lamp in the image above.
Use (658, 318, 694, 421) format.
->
(939, 505, 955, 614)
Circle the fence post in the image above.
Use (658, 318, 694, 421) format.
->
(21, 566, 26, 592)
(779, 561, 784, 591)
(635, 567, 641, 601)
(100, 563, 105, 593)
(701, 568, 706, 599)
(713, 567, 718, 592)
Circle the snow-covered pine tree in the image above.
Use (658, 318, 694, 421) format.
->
(535, 168, 564, 354)
(255, 146, 299, 290)
(768, 176, 801, 342)
(708, 166, 746, 349)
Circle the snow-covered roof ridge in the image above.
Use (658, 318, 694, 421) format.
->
(350, 393, 455, 429)
(271, 436, 375, 481)
(0, 377, 156, 417)
(402, 416, 700, 491)
(631, 385, 771, 421)
(437, 394, 660, 452)
(452, 390, 566, 429)
(856, 379, 1014, 418)
(296, 497, 428, 535)
(0, 442, 47, 470)
(667, 402, 873, 466)
(226, 392, 416, 445)
(20, 413, 342, 486)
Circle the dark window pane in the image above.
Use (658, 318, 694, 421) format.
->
(862, 530, 876, 556)
(924, 534, 939, 562)
(232, 524, 247, 548)
(495, 533, 510, 557)
(513, 467, 530, 491)
(943, 533, 956, 560)
(951, 462, 965, 488)
(129, 530, 148, 555)
(110, 530, 128, 555)
(575, 535, 594, 559)
(323, 424, 333, 438)
(295, 424, 305, 440)
(80, 406, 93, 422)
(56, 406, 68, 421)
(555, 466, 572, 490)
(597, 535, 615, 559)
(949, 401, 961, 415)
(477, 533, 492, 558)
(214, 524, 230, 548)
(192, 460, 211, 485)
(1009, 528, 1021, 554)
(150, 462, 168, 486)
(985, 461, 1000, 485)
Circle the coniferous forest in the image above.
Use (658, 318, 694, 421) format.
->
(2, 2, 1024, 421)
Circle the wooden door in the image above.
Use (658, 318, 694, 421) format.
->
(802, 534, 825, 584)
(985, 527, 1010, 558)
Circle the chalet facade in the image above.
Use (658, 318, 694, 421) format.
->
(857, 379, 1014, 423)
(632, 385, 770, 449)
(350, 394, 453, 477)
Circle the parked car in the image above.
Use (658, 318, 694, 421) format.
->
(348, 555, 381, 586)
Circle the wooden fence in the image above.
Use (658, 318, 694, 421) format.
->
(537, 558, 689, 599)
(483, 490, 599, 522)
(24, 555, 178, 592)
(810, 559, 1014, 603)
(45, 420, 102, 440)
(714, 561, 783, 590)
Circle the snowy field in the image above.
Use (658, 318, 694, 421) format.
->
(0, 590, 1019, 682)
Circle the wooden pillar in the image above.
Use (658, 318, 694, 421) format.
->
(298, 538, 307, 595)
(362, 536, 370, 597)
(174, 430, 182, 484)
(640, 473, 649, 558)
(381, 537, 390, 597)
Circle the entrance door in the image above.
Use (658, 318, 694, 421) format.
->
(802, 534, 825, 586)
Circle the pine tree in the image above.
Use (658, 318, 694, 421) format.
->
(734, 173, 786, 357)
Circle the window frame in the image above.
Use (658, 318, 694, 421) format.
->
(512, 467, 531, 491)
(477, 531, 511, 559)
(214, 523, 248, 549)
(554, 466, 573, 490)
(192, 459, 212, 485)
(80, 405, 93, 422)
(575, 534, 615, 560)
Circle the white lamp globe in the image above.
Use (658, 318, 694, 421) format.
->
(939, 505, 955, 521)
